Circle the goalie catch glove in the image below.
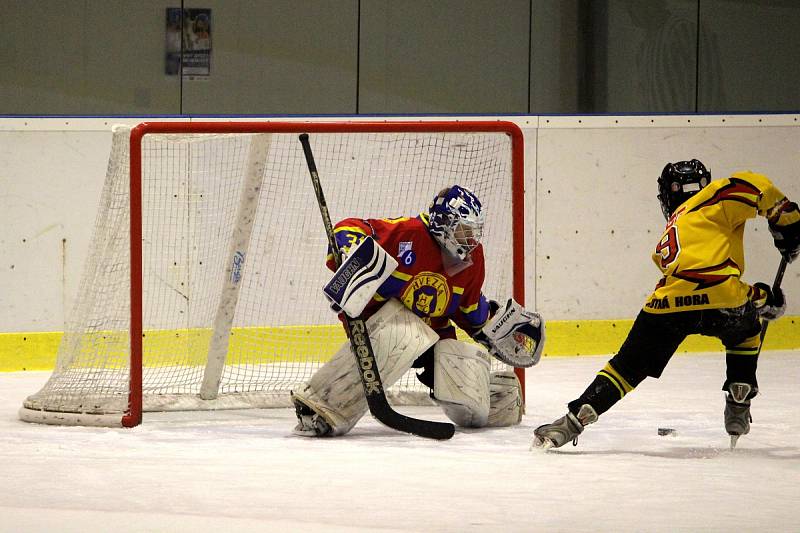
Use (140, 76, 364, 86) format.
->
(322, 236, 398, 318)
(752, 282, 786, 321)
(474, 298, 545, 368)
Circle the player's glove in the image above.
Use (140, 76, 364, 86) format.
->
(753, 282, 786, 321)
(768, 201, 800, 263)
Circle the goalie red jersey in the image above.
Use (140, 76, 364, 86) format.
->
(326, 213, 491, 338)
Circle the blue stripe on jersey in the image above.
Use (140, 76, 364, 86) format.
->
(462, 294, 490, 328)
(375, 275, 407, 300)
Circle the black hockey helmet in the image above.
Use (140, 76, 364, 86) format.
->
(657, 159, 710, 219)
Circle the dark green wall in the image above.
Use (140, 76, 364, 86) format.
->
(1, 0, 797, 115)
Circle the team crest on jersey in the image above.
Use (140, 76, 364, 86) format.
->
(401, 271, 450, 319)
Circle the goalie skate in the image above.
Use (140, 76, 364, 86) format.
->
(292, 395, 332, 437)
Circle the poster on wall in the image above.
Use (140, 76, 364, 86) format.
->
(165, 8, 212, 78)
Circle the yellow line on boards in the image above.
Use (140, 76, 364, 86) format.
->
(541, 317, 800, 356)
(1, 317, 798, 372)
(0, 325, 347, 372)
(0, 331, 62, 371)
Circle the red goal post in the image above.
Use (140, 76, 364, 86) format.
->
(21, 120, 525, 428)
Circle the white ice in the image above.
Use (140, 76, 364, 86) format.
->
(2, 352, 799, 533)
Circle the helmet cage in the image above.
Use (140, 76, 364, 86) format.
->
(657, 159, 710, 219)
(428, 185, 485, 261)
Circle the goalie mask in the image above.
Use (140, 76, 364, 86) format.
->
(427, 185, 485, 261)
(657, 159, 710, 220)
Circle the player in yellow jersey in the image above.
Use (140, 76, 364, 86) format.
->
(533, 159, 800, 450)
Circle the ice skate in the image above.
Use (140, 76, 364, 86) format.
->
(532, 404, 597, 450)
(725, 383, 753, 449)
(292, 394, 332, 437)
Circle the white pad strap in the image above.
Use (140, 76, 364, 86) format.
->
(433, 340, 491, 428)
(292, 299, 437, 436)
(479, 298, 545, 368)
(323, 236, 398, 318)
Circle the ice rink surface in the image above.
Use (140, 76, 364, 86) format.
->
(2, 352, 798, 533)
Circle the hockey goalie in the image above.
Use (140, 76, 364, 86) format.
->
(292, 185, 545, 437)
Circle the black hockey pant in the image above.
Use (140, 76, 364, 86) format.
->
(567, 303, 763, 417)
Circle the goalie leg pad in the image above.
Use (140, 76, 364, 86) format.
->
(293, 299, 438, 436)
(433, 339, 491, 428)
(486, 370, 524, 427)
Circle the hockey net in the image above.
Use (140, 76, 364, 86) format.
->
(19, 121, 524, 427)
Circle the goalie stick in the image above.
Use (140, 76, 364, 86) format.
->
(731, 257, 788, 450)
(298, 133, 455, 440)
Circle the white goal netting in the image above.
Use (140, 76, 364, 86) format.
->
(20, 122, 522, 426)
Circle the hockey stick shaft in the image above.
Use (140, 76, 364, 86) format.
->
(760, 257, 788, 344)
(298, 133, 454, 440)
(772, 257, 788, 292)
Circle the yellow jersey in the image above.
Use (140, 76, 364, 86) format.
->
(644, 171, 798, 314)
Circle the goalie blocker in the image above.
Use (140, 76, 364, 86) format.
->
(323, 236, 398, 318)
(474, 298, 545, 368)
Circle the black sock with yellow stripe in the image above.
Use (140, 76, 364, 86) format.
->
(568, 362, 643, 417)
(722, 330, 760, 395)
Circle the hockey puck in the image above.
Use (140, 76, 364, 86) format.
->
(658, 427, 677, 436)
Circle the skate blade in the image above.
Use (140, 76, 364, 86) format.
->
(531, 435, 555, 451)
(729, 434, 740, 450)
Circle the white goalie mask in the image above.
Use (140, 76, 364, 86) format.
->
(427, 185, 485, 261)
